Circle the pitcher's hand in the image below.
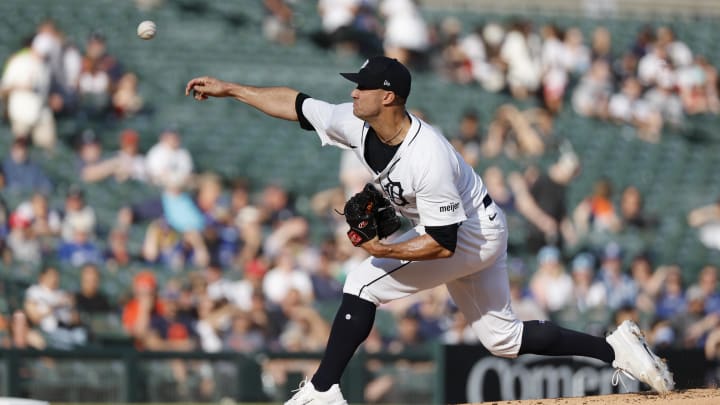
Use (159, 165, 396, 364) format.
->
(185, 76, 228, 100)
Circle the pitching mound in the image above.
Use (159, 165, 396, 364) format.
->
(470, 388, 720, 404)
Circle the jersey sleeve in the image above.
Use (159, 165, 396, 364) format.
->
(299, 97, 359, 150)
(414, 145, 467, 227)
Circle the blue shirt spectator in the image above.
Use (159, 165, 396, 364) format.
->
(2, 138, 53, 195)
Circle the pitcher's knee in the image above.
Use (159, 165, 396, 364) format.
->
(483, 338, 520, 358)
(343, 274, 381, 305)
(475, 321, 523, 358)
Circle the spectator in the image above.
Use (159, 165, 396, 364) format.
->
(562, 27, 591, 75)
(81, 128, 147, 184)
(145, 126, 194, 190)
(59, 185, 97, 242)
(540, 24, 569, 114)
(24, 266, 87, 348)
(692, 265, 720, 315)
(450, 109, 483, 167)
(629, 254, 666, 317)
(83, 31, 124, 87)
(644, 70, 685, 128)
(57, 214, 102, 267)
(122, 271, 165, 348)
(223, 310, 265, 352)
(569, 252, 607, 312)
(677, 55, 720, 115)
(608, 77, 663, 142)
(194, 173, 239, 268)
(612, 51, 639, 84)
(508, 261, 548, 321)
(598, 242, 637, 311)
(672, 285, 719, 349)
(656, 27, 693, 70)
(141, 218, 209, 270)
(529, 245, 573, 313)
(74, 263, 112, 314)
(442, 308, 476, 344)
(103, 228, 133, 269)
(9, 310, 46, 350)
(572, 59, 612, 119)
(687, 197, 720, 250)
(310, 251, 343, 302)
(572, 177, 622, 236)
(619, 185, 658, 230)
(313, 0, 382, 58)
(0, 34, 57, 149)
(590, 26, 613, 63)
(112, 73, 144, 118)
(380, 0, 430, 67)
(655, 265, 686, 320)
(6, 208, 42, 265)
(1, 138, 53, 195)
(263, 248, 314, 306)
(15, 192, 62, 242)
(76, 129, 107, 182)
(386, 312, 429, 353)
(508, 151, 580, 251)
(482, 104, 553, 159)
(638, 43, 669, 87)
(500, 20, 542, 99)
(263, 0, 296, 46)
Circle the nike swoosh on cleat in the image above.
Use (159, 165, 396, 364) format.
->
(488, 213, 497, 221)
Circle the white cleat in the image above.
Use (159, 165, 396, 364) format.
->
(606, 320, 675, 394)
(284, 379, 348, 405)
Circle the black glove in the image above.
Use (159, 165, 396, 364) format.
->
(361, 183, 401, 239)
(342, 188, 378, 246)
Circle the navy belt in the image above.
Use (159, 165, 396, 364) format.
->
(482, 194, 493, 208)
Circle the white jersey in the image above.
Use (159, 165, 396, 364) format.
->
(300, 97, 522, 358)
(301, 99, 493, 229)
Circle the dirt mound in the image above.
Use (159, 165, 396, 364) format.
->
(472, 388, 720, 404)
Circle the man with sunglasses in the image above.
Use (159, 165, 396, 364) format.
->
(186, 56, 673, 404)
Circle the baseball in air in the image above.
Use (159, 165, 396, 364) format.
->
(137, 20, 156, 40)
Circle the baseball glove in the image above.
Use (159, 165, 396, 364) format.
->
(341, 184, 401, 246)
(361, 184, 401, 239)
(342, 187, 378, 246)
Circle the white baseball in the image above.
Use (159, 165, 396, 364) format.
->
(137, 20, 157, 40)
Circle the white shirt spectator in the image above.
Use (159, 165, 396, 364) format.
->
(380, 0, 430, 52)
(25, 283, 72, 332)
(667, 41, 693, 68)
(263, 267, 313, 305)
(145, 130, 194, 189)
(1, 40, 51, 136)
(609, 93, 656, 124)
(318, 0, 358, 33)
(638, 47, 668, 86)
(501, 30, 542, 91)
(78, 70, 110, 96)
(207, 279, 254, 311)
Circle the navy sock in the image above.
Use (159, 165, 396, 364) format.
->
(519, 320, 615, 364)
(311, 293, 376, 391)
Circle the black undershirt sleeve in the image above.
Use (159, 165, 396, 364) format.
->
(295, 92, 314, 131)
(424, 223, 461, 253)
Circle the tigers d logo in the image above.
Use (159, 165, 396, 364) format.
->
(381, 179, 408, 206)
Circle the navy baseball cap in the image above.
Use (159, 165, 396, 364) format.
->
(340, 56, 411, 99)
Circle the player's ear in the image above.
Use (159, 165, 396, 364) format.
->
(383, 91, 397, 106)
(382, 91, 401, 107)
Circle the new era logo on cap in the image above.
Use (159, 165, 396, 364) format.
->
(340, 56, 411, 99)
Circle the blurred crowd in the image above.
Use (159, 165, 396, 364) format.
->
(1, 2, 720, 401)
(264, 0, 719, 143)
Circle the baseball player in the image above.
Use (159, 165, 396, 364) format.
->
(185, 56, 673, 404)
